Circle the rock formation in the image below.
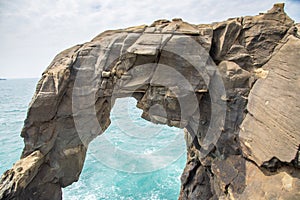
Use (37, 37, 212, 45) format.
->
(0, 3, 299, 200)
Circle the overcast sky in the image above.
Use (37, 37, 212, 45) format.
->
(0, 0, 299, 79)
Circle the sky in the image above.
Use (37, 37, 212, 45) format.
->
(0, 0, 300, 79)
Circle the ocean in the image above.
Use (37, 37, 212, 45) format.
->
(0, 78, 187, 200)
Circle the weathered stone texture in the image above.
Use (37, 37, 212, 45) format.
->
(0, 3, 299, 200)
(240, 35, 300, 166)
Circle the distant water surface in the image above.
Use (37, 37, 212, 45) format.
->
(0, 78, 37, 174)
(0, 78, 187, 200)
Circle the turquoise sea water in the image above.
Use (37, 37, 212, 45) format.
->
(0, 78, 187, 200)
(0, 79, 37, 175)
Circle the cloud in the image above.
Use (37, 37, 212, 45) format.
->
(0, 0, 299, 78)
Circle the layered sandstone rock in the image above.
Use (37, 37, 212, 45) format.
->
(1, 3, 299, 200)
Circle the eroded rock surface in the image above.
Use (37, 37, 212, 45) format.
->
(240, 35, 300, 166)
(0, 3, 299, 200)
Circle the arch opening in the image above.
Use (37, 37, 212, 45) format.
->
(0, 31, 227, 199)
(63, 97, 187, 199)
(1, 6, 299, 200)
(67, 33, 226, 199)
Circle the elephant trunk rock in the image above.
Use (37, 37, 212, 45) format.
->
(1, 3, 300, 200)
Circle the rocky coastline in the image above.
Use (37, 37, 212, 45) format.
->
(0, 3, 299, 200)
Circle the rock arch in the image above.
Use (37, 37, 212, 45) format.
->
(1, 4, 300, 200)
